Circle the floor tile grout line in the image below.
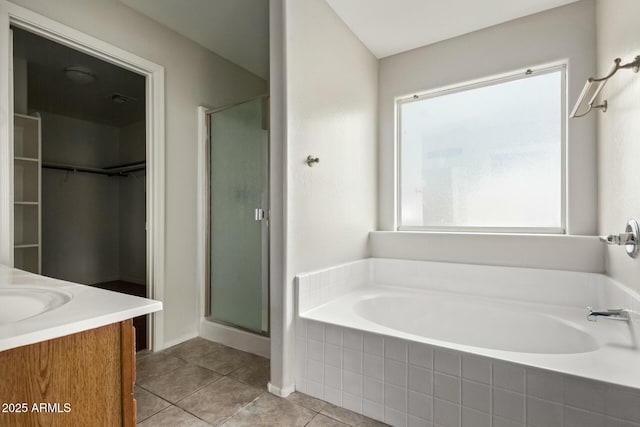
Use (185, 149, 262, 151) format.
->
(303, 410, 321, 426)
(136, 361, 186, 383)
(305, 411, 352, 426)
(286, 395, 326, 414)
(174, 356, 252, 377)
(206, 391, 266, 427)
(172, 376, 224, 408)
(137, 355, 258, 400)
(175, 380, 268, 425)
(159, 373, 224, 406)
(137, 404, 171, 424)
(140, 403, 215, 426)
(136, 383, 176, 403)
(172, 376, 267, 425)
(173, 403, 216, 426)
(135, 401, 171, 424)
(137, 339, 274, 426)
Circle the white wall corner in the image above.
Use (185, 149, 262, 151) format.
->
(160, 331, 199, 351)
(268, 0, 289, 393)
(267, 381, 295, 398)
(195, 106, 208, 323)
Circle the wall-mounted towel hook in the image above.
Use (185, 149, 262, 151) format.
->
(305, 155, 319, 167)
(571, 55, 640, 118)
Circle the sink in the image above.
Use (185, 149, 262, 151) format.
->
(0, 287, 72, 324)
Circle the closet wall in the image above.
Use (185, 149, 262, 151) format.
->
(118, 120, 146, 285)
(40, 112, 121, 284)
(39, 112, 146, 286)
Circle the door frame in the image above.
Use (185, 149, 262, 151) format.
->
(205, 96, 270, 334)
(0, 1, 167, 350)
(196, 101, 271, 357)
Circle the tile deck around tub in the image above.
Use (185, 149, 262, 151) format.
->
(295, 318, 640, 427)
(136, 338, 389, 426)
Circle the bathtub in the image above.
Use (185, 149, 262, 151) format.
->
(295, 258, 640, 427)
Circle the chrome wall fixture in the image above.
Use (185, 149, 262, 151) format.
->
(587, 307, 630, 322)
(599, 219, 639, 258)
(570, 55, 640, 118)
(305, 155, 319, 167)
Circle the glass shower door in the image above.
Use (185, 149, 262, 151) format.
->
(209, 97, 269, 335)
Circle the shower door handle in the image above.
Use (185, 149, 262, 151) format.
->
(255, 208, 266, 221)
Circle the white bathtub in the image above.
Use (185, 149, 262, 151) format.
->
(348, 289, 599, 354)
(295, 258, 640, 427)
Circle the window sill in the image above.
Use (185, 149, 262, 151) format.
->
(368, 231, 603, 273)
(396, 227, 566, 235)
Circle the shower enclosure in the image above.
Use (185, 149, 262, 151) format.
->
(206, 96, 269, 335)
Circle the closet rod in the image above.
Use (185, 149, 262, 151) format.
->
(102, 161, 146, 170)
(42, 162, 146, 177)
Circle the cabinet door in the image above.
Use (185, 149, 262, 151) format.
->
(0, 320, 134, 426)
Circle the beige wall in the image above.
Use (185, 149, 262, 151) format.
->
(9, 0, 267, 347)
(280, 0, 378, 391)
(596, 0, 640, 292)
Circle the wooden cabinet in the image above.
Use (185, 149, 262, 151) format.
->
(0, 320, 136, 426)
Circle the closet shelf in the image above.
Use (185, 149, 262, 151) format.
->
(14, 201, 38, 205)
(14, 244, 39, 249)
(15, 156, 39, 163)
(42, 161, 146, 177)
(14, 113, 39, 121)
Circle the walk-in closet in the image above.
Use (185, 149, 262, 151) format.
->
(12, 27, 149, 350)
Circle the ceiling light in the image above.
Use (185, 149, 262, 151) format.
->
(64, 65, 96, 85)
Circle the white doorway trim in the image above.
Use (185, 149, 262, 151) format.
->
(0, 1, 167, 350)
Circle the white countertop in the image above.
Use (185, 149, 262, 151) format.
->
(0, 265, 162, 352)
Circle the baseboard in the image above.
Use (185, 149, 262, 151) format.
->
(199, 318, 270, 358)
(88, 275, 120, 285)
(118, 275, 146, 286)
(268, 382, 294, 397)
(159, 331, 198, 351)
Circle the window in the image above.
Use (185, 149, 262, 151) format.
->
(398, 66, 565, 232)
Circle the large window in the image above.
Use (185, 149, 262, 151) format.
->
(398, 66, 565, 232)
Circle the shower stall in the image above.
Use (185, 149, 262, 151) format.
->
(205, 96, 269, 336)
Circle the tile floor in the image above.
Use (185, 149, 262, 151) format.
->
(135, 338, 388, 426)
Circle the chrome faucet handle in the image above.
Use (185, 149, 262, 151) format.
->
(598, 219, 640, 258)
(599, 232, 636, 245)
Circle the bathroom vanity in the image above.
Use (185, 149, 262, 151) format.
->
(0, 266, 161, 427)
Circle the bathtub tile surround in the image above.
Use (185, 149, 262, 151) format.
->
(295, 320, 640, 427)
(296, 258, 640, 314)
(297, 260, 370, 313)
(295, 259, 640, 427)
(136, 337, 386, 426)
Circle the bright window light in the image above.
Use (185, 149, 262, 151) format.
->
(398, 67, 565, 232)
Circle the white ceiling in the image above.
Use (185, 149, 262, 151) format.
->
(325, 0, 580, 58)
(120, 0, 269, 80)
(13, 28, 145, 127)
